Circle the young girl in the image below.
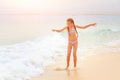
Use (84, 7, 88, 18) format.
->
(52, 18, 96, 69)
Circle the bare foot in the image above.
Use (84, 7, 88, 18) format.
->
(74, 67, 77, 70)
(73, 67, 79, 70)
(65, 66, 69, 70)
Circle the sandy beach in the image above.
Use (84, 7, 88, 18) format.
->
(30, 45, 120, 80)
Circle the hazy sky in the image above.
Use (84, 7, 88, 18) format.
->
(0, 0, 120, 15)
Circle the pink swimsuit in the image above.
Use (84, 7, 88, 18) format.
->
(69, 40, 78, 45)
(68, 27, 78, 45)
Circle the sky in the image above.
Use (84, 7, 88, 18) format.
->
(0, 0, 120, 15)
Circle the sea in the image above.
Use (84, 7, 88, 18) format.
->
(0, 15, 120, 80)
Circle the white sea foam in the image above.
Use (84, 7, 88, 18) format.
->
(0, 33, 66, 80)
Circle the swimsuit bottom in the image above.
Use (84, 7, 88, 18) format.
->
(69, 40, 78, 45)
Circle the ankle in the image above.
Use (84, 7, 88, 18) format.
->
(74, 65, 76, 68)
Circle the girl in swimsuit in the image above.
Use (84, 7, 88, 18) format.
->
(52, 18, 96, 69)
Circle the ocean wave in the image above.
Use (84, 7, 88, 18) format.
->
(0, 34, 66, 80)
(95, 28, 120, 34)
(74, 28, 120, 51)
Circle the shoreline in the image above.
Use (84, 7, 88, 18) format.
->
(30, 45, 120, 80)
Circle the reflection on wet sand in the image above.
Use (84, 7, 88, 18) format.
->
(66, 69, 80, 80)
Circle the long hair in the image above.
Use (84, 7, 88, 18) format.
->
(67, 18, 78, 37)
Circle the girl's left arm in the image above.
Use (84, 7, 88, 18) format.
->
(76, 23, 96, 29)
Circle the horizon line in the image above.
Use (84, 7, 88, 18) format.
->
(0, 13, 120, 16)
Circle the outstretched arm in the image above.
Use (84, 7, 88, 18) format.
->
(52, 26, 67, 32)
(76, 23, 96, 29)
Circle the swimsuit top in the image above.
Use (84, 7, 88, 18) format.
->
(68, 26, 78, 38)
(68, 27, 76, 34)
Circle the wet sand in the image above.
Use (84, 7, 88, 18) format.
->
(30, 46, 120, 80)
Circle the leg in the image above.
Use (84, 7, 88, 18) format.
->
(73, 42, 78, 68)
(66, 43, 72, 69)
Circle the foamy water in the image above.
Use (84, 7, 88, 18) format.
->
(0, 33, 67, 80)
(0, 15, 120, 80)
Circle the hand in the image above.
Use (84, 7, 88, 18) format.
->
(52, 29, 56, 32)
(91, 23, 97, 26)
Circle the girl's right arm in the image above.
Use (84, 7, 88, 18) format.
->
(52, 26, 67, 32)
